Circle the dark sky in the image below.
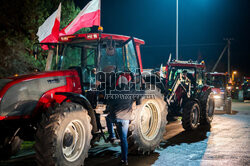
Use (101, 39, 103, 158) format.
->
(79, 0, 250, 75)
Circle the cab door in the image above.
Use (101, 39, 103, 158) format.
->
(123, 38, 141, 89)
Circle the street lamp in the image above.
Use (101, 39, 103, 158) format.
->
(232, 71, 237, 84)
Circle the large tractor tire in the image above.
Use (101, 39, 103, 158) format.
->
(182, 100, 200, 130)
(224, 97, 232, 114)
(200, 92, 215, 125)
(35, 102, 92, 166)
(0, 136, 22, 160)
(128, 87, 167, 154)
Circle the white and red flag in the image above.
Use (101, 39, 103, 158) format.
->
(60, 0, 100, 36)
(37, 3, 61, 45)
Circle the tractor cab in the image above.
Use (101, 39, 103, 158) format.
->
(43, 33, 145, 90)
(166, 60, 206, 94)
(206, 72, 228, 89)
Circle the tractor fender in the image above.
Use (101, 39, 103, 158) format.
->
(185, 97, 201, 109)
(55, 92, 98, 133)
(200, 86, 212, 100)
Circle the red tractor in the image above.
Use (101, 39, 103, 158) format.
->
(146, 60, 215, 130)
(206, 72, 232, 114)
(0, 33, 167, 165)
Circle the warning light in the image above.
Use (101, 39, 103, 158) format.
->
(59, 35, 75, 42)
(98, 26, 103, 33)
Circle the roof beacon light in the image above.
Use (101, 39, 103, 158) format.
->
(98, 26, 103, 33)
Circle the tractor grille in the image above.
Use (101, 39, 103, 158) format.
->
(0, 76, 66, 116)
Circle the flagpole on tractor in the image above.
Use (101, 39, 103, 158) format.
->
(176, 0, 179, 60)
(97, 0, 102, 72)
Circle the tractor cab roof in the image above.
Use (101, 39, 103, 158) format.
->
(59, 33, 145, 45)
(169, 60, 205, 69)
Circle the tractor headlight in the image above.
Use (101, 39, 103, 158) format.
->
(213, 95, 221, 99)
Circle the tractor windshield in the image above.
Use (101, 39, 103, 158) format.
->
(168, 67, 196, 87)
(98, 38, 138, 73)
(167, 66, 205, 88)
(46, 37, 138, 87)
(207, 75, 226, 88)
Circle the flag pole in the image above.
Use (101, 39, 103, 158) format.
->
(97, 0, 102, 72)
(176, 0, 178, 60)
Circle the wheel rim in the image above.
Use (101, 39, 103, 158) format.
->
(62, 120, 86, 162)
(139, 100, 161, 141)
(191, 105, 199, 126)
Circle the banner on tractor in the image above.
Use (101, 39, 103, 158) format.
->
(36, 3, 61, 47)
(60, 0, 101, 36)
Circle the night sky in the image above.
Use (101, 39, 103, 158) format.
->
(76, 0, 250, 76)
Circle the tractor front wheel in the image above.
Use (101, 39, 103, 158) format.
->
(35, 102, 92, 166)
(200, 92, 215, 125)
(182, 100, 200, 130)
(224, 97, 232, 114)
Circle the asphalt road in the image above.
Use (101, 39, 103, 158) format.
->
(0, 101, 249, 166)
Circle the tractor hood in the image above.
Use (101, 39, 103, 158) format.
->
(0, 70, 80, 118)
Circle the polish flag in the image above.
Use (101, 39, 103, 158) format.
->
(37, 3, 61, 46)
(60, 0, 100, 36)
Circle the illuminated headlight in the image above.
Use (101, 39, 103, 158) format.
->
(248, 89, 250, 92)
(227, 86, 232, 90)
(214, 95, 221, 99)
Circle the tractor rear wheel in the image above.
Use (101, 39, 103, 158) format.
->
(0, 136, 22, 160)
(200, 92, 215, 125)
(128, 87, 167, 154)
(182, 100, 200, 130)
(35, 102, 92, 166)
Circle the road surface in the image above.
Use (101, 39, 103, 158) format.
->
(0, 101, 249, 166)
